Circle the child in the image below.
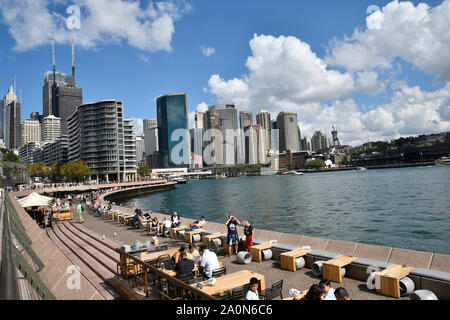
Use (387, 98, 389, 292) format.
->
(245, 277, 260, 300)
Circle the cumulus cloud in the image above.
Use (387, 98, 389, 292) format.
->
(325, 0, 450, 82)
(139, 55, 150, 63)
(201, 46, 215, 57)
(0, 0, 191, 52)
(208, 34, 383, 113)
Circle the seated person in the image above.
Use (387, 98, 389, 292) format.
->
(334, 287, 351, 300)
(302, 284, 323, 300)
(198, 245, 220, 280)
(176, 252, 195, 277)
(188, 216, 206, 231)
(162, 217, 172, 237)
(319, 279, 336, 300)
(171, 211, 181, 227)
(187, 243, 200, 262)
(172, 246, 187, 265)
(151, 217, 160, 233)
(245, 277, 260, 300)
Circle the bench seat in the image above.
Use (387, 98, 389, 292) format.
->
(352, 258, 394, 270)
(272, 244, 299, 252)
(410, 268, 450, 282)
(308, 250, 342, 260)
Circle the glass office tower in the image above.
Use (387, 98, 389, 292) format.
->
(157, 93, 190, 168)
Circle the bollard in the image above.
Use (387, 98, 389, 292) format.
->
(212, 238, 222, 246)
(399, 277, 415, 296)
(295, 257, 305, 270)
(410, 290, 438, 300)
(237, 251, 252, 264)
(366, 272, 376, 290)
(312, 261, 324, 276)
(261, 249, 273, 261)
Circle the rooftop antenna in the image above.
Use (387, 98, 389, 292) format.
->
(72, 37, 75, 84)
(51, 32, 56, 115)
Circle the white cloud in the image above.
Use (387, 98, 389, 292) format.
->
(208, 33, 383, 113)
(201, 46, 215, 57)
(131, 117, 144, 136)
(0, 0, 191, 52)
(326, 0, 450, 82)
(139, 55, 150, 63)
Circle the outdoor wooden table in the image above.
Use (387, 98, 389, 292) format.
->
(375, 264, 415, 298)
(191, 270, 266, 296)
(139, 248, 179, 263)
(249, 242, 273, 262)
(280, 248, 312, 272)
(322, 255, 357, 283)
(185, 229, 203, 243)
(202, 233, 223, 245)
(283, 290, 308, 300)
(121, 215, 133, 224)
(170, 226, 186, 239)
(115, 213, 129, 223)
(52, 209, 73, 221)
(161, 261, 223, 277)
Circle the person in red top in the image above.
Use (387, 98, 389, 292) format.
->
(242, 219, 254, 250)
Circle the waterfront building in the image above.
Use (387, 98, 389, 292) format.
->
(2, 85, 21, 150)
(276, 112, 300, 153)
(146, 151, 160, 169)
(21, 119, 41, 145)
(144, 127, 159, 157)
(143, 119, 157, 132)
(19, 141, 40, 164)
(135, 136, 145, 162)
(256, 110, 271, 152)
(278, 150, 308, 170)
(68, 100, 137, 182)
(42, 136, 68, 165)
(301, 137, 312, 151)
(157, 93, 190, 168)
(41, 115, 61, 143)
(311, 130, 331, 151)
(239, 111, 253, 130)
(190, 128, 203, 168)
(244, 124, 267, 165)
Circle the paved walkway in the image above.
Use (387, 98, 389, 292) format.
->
(75, 206, 405, 300)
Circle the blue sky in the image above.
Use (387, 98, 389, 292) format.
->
(0, 0, 449, 145)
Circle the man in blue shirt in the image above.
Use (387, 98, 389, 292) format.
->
(225, 215, 241, 257)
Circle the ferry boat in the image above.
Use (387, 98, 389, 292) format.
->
(435, 156, 450, 167)
(278, 170, 304, 176)
(170, 176, 187, 184)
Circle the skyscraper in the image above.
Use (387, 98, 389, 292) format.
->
(41, 115, 61, 143)
(311, 130, 331, 151)
(143, 119, 157, 132)
(157, 93, 190, 168)
(301, 137, 311, 151)
(239, 111, 253, 130)
(144, 127, 159, 157)
(244, 125, 267, 165)
(43, 37, 82, 136)
(135, 136, 145, 163)
(2, 85, 21, 150)
(206, 104, 242, 166)
(256, 110, 271, 152)
(194, 111, 206, 130)
(276, 112, 300, 153)
(21, 119, 41, 145)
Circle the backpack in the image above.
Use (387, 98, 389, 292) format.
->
(164, 260, 176, 270)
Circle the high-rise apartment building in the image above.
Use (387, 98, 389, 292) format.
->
(311, 130, 331, 151)
(239, 111, 253, 130)
(135, 136, 145, 162)
(43, 136, 69, 165)
(244, 125, 267, 165)
(21, 119, 41, 145)
(301, 137, 312, 151)
(256, 110, 271, 152)
(144, 127, 159, 157)
(157, 93, 190, 168)
(276, 112, 300, 153)
(41, 115, 61, 143)
(19, 141, 40, 164)
(68, 100, 137, 182)
(143, 119, 157, 132)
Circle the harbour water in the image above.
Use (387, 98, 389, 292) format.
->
(118, 166, 450, 255)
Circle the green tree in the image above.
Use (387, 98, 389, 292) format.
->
(137, 166, 151, 177)
(308, 159, 326, 169)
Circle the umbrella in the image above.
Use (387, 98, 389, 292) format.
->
(18, 192, 54, 208)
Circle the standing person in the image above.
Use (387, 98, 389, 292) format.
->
(319, 279, 336, 300)
(225, 215, 241, 257)
(77, 202, 84, 224)
(242, 219, 254, 250)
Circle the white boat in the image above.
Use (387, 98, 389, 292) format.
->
(171, 176, 187, 184)
(357, 167, 368, 171)
(435, 156, 450, 167)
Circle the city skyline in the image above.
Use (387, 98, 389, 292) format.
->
(0, 0, 449, 147)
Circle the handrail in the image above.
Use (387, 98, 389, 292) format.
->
(0, 191, 20, 300)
